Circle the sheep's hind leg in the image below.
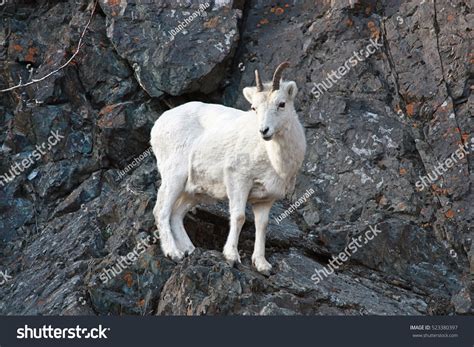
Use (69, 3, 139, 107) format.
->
(154, 176, 186, 261)
(251, 201, 273, 275)
(171, 195, 196, 256)
(223, 183, 250, 266)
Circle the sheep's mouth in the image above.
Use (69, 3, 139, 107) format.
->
(262, 134, 273, 141)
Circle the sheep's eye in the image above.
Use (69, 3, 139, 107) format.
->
(251, 106, 256, 111)
(278, 102, 285, 108)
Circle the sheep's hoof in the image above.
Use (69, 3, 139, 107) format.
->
(183, 245, 196, 257)
(223, 247, 241, 267)
(164, 248, 185, 262)
(252, 256, 272, 276)
(225, 259, 241, 268)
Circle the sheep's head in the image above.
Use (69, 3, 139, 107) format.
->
(243, 62, 298, 141)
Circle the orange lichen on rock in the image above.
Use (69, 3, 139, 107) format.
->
(367, 21, 380, 40)
(25, 47, 39, 62)
(445, 209, 455, 219)
(12, 44, 23, 52)
(406, 102, 416, 117)
(123, 273, 133, 287)
(431, 184, 449, 195)
(275, 7, 284, 15)
(397, 202, 407, 210)
(99, 104, 117, 116)
(204, 17, 219, 29)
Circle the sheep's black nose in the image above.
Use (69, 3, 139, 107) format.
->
(260, 127, 270, 135)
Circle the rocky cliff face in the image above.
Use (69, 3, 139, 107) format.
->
(0, 0, 472, 315)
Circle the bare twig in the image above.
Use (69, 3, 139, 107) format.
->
(0, 0, 98, 93)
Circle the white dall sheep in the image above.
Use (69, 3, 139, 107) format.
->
(150, 62, 306, 274)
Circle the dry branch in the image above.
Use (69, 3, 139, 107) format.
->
(0, 0, 98, 93)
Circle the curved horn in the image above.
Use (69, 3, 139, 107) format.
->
(271, 61, 290, 91)
(255, 69, 263, 92)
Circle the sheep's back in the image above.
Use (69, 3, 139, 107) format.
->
(150, 101, 248, 176)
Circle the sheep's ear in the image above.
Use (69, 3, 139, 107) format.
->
(285, 81, 298, 100)
(243, 87, 257, 104)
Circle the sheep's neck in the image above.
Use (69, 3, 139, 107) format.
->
(265, 117, 305, 180)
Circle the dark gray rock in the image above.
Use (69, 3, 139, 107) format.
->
(99, 0, 241, 97)
(157, 249, 428, 315)
(0, 0, 471, 316)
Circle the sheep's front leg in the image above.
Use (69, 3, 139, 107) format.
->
(252, 201, 273, 275)
(223, 184, 249, 266)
